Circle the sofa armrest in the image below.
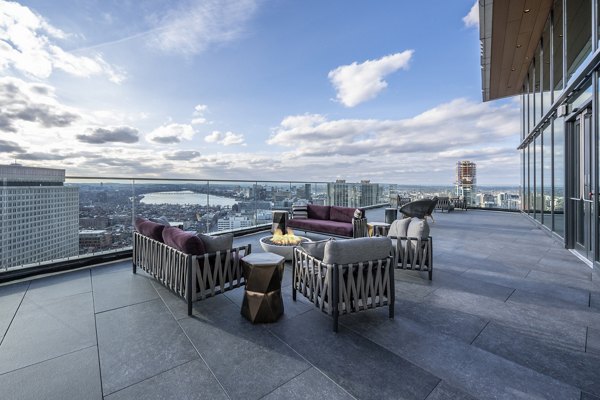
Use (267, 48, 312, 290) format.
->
(352, 217, 368, 238)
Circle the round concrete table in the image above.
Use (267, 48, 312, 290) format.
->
(240, 252, 285, 323)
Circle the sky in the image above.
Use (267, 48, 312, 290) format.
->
(0, 0, 521, 185)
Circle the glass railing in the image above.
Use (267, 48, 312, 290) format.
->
(0, 177, 521, 274)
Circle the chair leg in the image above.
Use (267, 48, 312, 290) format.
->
(429, 268, 433, 281)
(132, 261, 136, 274)
(332, 264, 339, 333)
(388, 263, 395, 319)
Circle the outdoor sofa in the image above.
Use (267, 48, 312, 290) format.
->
(132, 217, 251, 315)
(287, 204, 368, 238)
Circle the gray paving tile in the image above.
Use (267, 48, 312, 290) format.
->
(0, 281, 28, 342)
(262, 367, 353, 400)
(588, 328, 600, 356)
(269, 310, 440, 400)
(104, 359, 227, 400)
(90, 260, 133, 276)
(96, 299, 198, 395)
(532, 255, 593, 280)
(395, 298, 488, 343)
(526, 269, 595, 292)
(0, 346, 101, 400)
(474, 322, 600, 396)
(463, 268, 591, 307)
(425, 381, 478, 400)
(342, 308, 581, 400)
(179, 299, 311, 400)
(582, 392, 600, 400)
(424, 287, 588, 352)
(0, 292, 96, 374)
(92, 267, 159, 312)
(25, 269, 91, 301)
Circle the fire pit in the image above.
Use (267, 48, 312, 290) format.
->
(260, 228, 312, 260)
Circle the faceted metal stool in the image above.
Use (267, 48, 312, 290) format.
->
(241, 253, 285, 323)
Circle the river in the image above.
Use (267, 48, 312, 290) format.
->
(139, 190, 238, 207)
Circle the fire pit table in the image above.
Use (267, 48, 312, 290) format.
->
(259, 229, 312, 260)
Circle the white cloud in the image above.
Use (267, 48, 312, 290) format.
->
(269, 98, 519, 158)
(204, 130, 245, 146)
(0, 0, 124, 82)
(191, 103, 209, 125)
(147, 123, 195, 144)
(463, 1, 479, 28)
(149, 0, 258, 55)
(328, 51, 414, 107)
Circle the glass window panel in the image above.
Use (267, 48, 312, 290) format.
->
(566, 0, 592, 83)
(528, 144, 533, 213)
(542, 19, 551, 116)
(535, 136, 542, 221)
(534, 45, 542, 123)
(553, 118, 565, 236)
(553, 0, 564, 98)
(543, 124, 552, 229)
(529, 69, 534, 131)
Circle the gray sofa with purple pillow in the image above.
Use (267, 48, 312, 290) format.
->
(287, 204, 368, 238)
(132, 217, 251, 315)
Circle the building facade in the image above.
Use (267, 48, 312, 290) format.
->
(480, 0, 599, 265)
(0, 165, 79, 269)
(455, 161, 477, 205)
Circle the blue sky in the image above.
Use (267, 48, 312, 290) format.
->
(0, 0, 520, 185)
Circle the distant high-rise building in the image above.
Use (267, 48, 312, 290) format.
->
(0, 164, 79, 269)
(327, 180, 348, 206)
(359, 180, 379, 207)
(455, 161, 476, 206)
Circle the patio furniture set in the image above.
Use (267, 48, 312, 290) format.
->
(132, 199, 434, 331)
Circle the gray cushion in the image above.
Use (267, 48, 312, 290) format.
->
(197, 233, 233, 253)
(406, 218, 430, 239)
(388, 218, 410, 237)
(292, 205, 308, 219)
(322, 237, 392, 265)
(299, 238, 332, 260)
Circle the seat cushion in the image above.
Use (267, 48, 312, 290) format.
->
(307, 204, 330, 220)
(323, 237, 392, 265)
(197, 233, 233, 253)
(162, 226, 206, 255)
(330, 206, 356, 223)
(135, 217, 166, 242)
(288, 218, 353, 237)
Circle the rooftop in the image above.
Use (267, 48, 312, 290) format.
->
(0, 210, 599, 399)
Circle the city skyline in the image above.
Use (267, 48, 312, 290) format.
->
(0, 1, 520, 185)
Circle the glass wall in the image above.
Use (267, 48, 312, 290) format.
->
(566, 0, 592, 83)
(528, 69, 534, 131)
(554, 117, 565, 237)
(543, 124, 553, 230)
(553, 0, 564, 100)
(527, 144, 533, 213)
(534, 45, 542, 123)
(535, 136, 543, 221)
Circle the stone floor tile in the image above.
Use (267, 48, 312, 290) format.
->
(269, 310, 440, 400)
(262, 368, 354, 400)
(26, 269, 91, 301)
(0, 281, 28, 342)
(104, 359, 228, 400)
(179, 300, 311, 400)
(92, 267, 159, 312)
(588, 328, 600, 356)
(0, 292, 96, 374)
(474, 322, 600, 396)
(0, 346, 101, 400)
(96, 299, 198, 395)
(425, 381, 478, 400)
(343, 308, 581, 400)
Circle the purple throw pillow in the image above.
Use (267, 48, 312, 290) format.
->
(134, 217, 166, 242)
(162, 226, 206, 255)
(307, 204, 330, 220)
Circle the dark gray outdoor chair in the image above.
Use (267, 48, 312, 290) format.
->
(399, 196, 438, 221)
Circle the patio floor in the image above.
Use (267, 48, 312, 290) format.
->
(1, 210, 599, 399)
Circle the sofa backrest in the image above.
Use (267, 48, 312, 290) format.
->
(307, 204, 330, 220)
(330, 206, 359, 223)
(322, 237, 392, 265)
(135, 217, 166, 242)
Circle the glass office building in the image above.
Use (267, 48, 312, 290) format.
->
(480, 0, 600, 266)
